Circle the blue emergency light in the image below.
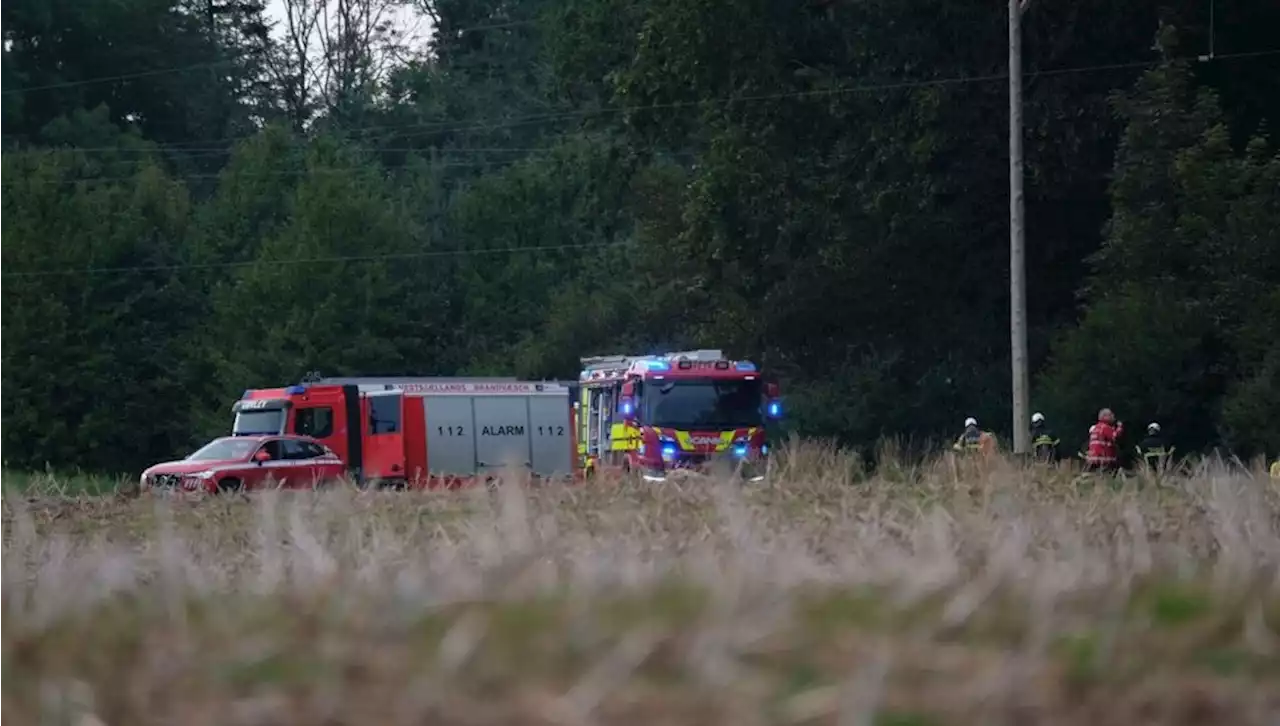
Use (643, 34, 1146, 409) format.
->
(733, 444, 748, 458)
(286, 384, 306, 395)
(768, 401, 782, 418)
(645, 360, 671, 372)
(735, 361, 757, 372)
(621, 400, 634, 415)
(661, 444, 677, 461)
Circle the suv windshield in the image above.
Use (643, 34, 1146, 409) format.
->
(188, 438, 259, 461)
(643, 379, 763, 429)
(233, 408, 285, 435)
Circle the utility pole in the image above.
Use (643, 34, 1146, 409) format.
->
(1009, 0, 1030, 455)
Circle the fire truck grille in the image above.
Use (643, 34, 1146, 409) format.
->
(671, 452, 736, 469)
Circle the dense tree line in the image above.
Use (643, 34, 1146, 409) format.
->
(3, 0, 1278, 474)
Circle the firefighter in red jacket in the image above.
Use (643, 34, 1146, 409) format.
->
(1085, 408, 1124, 472)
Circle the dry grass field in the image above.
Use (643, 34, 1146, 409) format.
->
(4, 441, 1280, 726)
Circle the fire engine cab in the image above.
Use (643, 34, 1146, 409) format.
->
(576, 350, 782, 481)
(231, 375, 577, 487)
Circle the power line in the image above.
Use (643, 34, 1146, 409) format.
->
(3, 155, 589, 186)
(2, 145, 551, 156)
(438, 19, 536, 32)
(4, 48, 1275, 274)
(323, 48, 1280, 142)
(4, 48, 1269, 187)
(5, 48, 1276, 153)
(1, 19, 537, 96)
(1, 59, 246, 95)
(0, 241, 630, 279)
(0, 144, 665, 189)
(0, 143, 550, 157)
(5, 145, 1116, 189)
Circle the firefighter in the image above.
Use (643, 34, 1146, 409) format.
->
(952, 417, 983, 454)
(1030, 412, 1059, 462)
(1136, 422, 1172, 470)
(1084, 408, 1124, 472)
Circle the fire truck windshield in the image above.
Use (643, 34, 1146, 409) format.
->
(232, 408, 285, 436)
(643, 378, 763, 430)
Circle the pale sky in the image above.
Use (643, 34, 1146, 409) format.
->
(262, 0, 435, 55)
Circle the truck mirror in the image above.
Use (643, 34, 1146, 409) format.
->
(619, 396, 637, 420)
(254, 449, 271, 464)
(618, 381, 638, 421)
(764, 381, 780, 399)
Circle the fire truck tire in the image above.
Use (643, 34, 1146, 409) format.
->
(217, 477, 242, 493)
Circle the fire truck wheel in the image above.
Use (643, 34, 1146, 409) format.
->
(217, 478, 242, 493)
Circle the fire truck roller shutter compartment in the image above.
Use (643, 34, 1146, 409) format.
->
(528, 392, 573, 476)
(423, 394, 477, 476)
(473, 395, 532, 475)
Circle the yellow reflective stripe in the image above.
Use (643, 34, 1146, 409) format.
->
(578, 389, 590, 454)
(609, 422, 640, 451)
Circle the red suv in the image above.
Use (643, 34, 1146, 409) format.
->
(141, 434, 346, 493)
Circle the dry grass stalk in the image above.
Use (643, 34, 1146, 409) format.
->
(4, 441, 1280, 725)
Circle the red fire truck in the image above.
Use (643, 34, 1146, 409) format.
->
(576, 350, 783, 481)
(231, 376, 578, 488)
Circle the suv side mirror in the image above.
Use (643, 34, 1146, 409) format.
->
(254, 449, 271, 465)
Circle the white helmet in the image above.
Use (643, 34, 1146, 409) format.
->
(1031, 412, 1045, 424)
(1148, 422, 1161, 433)
(964, 417, 977, 427)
